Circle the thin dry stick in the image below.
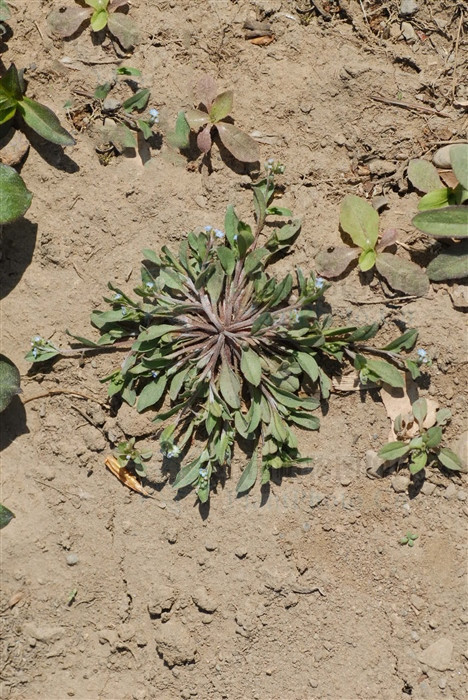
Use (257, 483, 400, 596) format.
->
(451, 11, 464, 100)
(370, 94, 451, 118)
(23, 389, 106, 406)
(358, 0, 369, 24)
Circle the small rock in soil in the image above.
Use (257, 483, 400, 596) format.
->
(443, 483, 457, 500)
(235, 546, 248, 559)
(23, 623, 64, 643)
(0, 129, 30, 167)
(191, 587, 218, 614)
(400, 0, 418, 16)
(148, 582, 177, 618)
(116, 403, 154, 438)
(432, 144, 454, 169)
(449, 285, 468, 310)
(392, 475, 410, 493)
(66, 553, 79, 566)
(410, 594, 424, 610)
(418, 637, 454, 671)
(154, 620, 197, 667)
(401, 22, 417, 42)
(368, 159, 396, 176)
(421, 482, 436, 496)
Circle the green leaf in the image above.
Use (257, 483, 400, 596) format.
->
(412, 206, 468, 238)
(382, 329, 418, 352)
(224, 204, 239, 247)
(137, 119, 153, 140)
(236, 222, 254, 258)
(266, 206, 293, 217)
(122, 89, 150, 113)
(172, 458, 202, 490)
(116, 66, 142, 76)
(378, 441, 411, 460)
(450, 144, 468, 190)
(0, 0, 11, 22)
(365, 358, 404, 388)
(184, 108, 210, 130)
(418, 188, 455, 211)
(340, 195, 379, 251)
(107, 10, 140, 49)
(412, 398, 427, 426)
(18, 96, 75, 146)
(375, 252, 430, 297)
(0, 64, 22, 100)
(94, 82, 112, 100)
(169, 367, 190, 401)
(288, 412, 320, 430)
(438, 447, 462, 471)
(0, 504, 15, 529)
(435, 408, 451, 426)
(269, 411, 288, 442)
(296, 351, 319, 382)
(0, 164, 32, 224)
(90, 9, 108, 32)
(427, 241, 468, 281)
(236, 453, 258, 494)
(216, 245, 236, 276)
(136, 324, 181, 342)
(244, 248, 268, 276)
(216, 122, 259, 163)
(0, 94, 18, 125)
(241, 347, 262, 387)
(206, 262, 224, 304)
(167, 111, 190, 150)
(424, 426, 442, 449)
(137, 375, 167, 412)
(251, 312, 273, 334)
(315, 246, 359, 278)
(0, 354, 21, 412)
(276, 219, 302, 243)
(407, 159, 442, 193)
(358, 248, 377, 272)
(86, 0, 109, 9)
(209, 90, 233, 123)
(409, 452, 427, 474)
(219, 361, 241, 409)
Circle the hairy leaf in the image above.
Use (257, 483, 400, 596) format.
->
(412, 206, 468, 238)
(185, 108, 210, 130)
(0, 504, 15, 529)
(358, 248, 376, 272)
(382, 329, 418, 352)
(196, 75, 218, 110)
(241, 347, 262, 386)
(0, 164, 32, 224)
(219, 361, 241, 408)
(412, 398, 427, 426)
(375, 252, 430, 297)
(107, 8, 140, 48)
(122, 88, 150, 113)
(0, 64, 22, 100)
(417, 188, 453, 211)
(216, 122, 259, 163)
(426, 241, 468, 281)
(438, 447, 462, 471)
(378, 441, 411, 461)
(18, 97, 75, 146)
(236, 453, 258, 494)
(315, 246, 359, 278)
(197, 124, 212, 153)
(216, 245, 236, 276)
(137, 375, 167, 412)
(450, 144, 468, 190)
(296, 351, 319, 382)
(209, 90, 233, 123)
(365, 358, 404, 388)
(340, 195, 379, 251)
(47, 6, 91, 38)
(90, 9, 108, 31)
(407, 159, 442, 193)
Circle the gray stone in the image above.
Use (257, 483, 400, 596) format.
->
(400, 0, 418, 16)
(421, 481, 436, 496)
(392, 475, 410, 493)
(102, 97, 121, 113)
(401, 22, 417, 43)
(418, 637, 454, 671)
(432, 145, 455, 169)
(309, 490, 326, 507)
(368, 159, 396, 176)
(366, 450, 385, 479)
(23, 623, 64, 643)
(443, 483, 457, 500)
(66, 553, 79, 566)
(410, 594, 424, 610)
(154, 620, 196, 667)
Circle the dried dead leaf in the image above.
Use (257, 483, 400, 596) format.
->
(9, 591, 25, 608)
(332, 371, 376, 392)
(105, 455, 150, 497)
(380, 377, 438, 440)
(248, 35, 275, 46)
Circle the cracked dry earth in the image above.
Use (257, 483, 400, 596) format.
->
(1, 1, 467, 699)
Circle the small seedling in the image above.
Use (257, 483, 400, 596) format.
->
(400, 531, 418, 547)
(27, 164, 422, 503)
(94, 67, 158, 154)
(169, 75, 259, 165)
(408, 144, 468, 282)
(0, 64, 75, 146)
(48, 0, 139, 51)
(378, 397, 462, 476)
(113, 437, 152, 477)
(0, 503, 15, 529)
(315, 194, 430, 297)
(67, 588, 78, 606)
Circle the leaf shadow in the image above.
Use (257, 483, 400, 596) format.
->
(0, 219, 37, 299)
(0, 395, 29, 451)
(23, 127, 79, 174)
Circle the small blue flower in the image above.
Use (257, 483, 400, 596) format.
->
(315, 277, 325, 289)
(151, 370, 159, 378)
(417, 348, 429, 364)
(32, 347, 38, 358)
(121, 306, 127, 316)
(126, 455, 131, 460)
(204, 225, 212, 233)
(199, 468, 208, 478)
(290, 309, 299, 322)
(114, 293, 122, 301)
(214, 229, 224, 239)
(233, 234, 238, 241)
(149, 108, 159, 119)
(33, 335, 42, 343)
(146, 281, 155, 289)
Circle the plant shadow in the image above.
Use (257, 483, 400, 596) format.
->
(0, 219, 38, 299)
(0, 395, 29, 451)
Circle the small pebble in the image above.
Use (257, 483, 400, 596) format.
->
(432, 144, 457, 169)
(457, 491, 467, 502)
(443, 483, 457, 500)
(235, 547, 247, 559)
(308, 679, 319, 688)
(399, 0, 418, 16)
(66, 553, 79, 566)
(340, 476, 352, 487)
(438, 677, 447, 690)
(401, 21, 417, 43)
(204, 540, 217, 552)
(392, 475, 410, 493)
(421, 482, 436, 496)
